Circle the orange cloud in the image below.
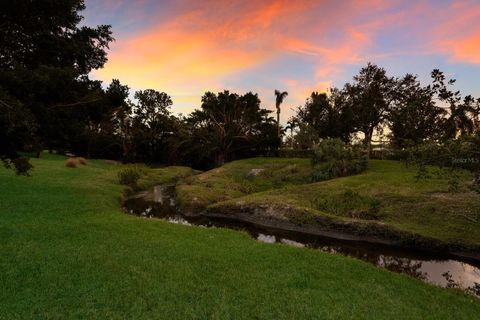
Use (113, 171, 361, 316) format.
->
(449, 33, 480, 64)
(428, 1, 480, 64)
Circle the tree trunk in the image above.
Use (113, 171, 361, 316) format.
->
(290, 128, 294, 149)
(363, 128, 373, 159)
(122, 138, 130, 161)
(215, 152, 225, 167)
(277, 111, 281, 138)
(34, 140, 43, 158)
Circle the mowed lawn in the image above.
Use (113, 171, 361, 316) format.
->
(0, 155, 479, 319)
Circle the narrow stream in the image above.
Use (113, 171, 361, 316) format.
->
(123, 185, 480, 297)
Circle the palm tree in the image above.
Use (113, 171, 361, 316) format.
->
(444, 99, 475, 139)
(274, 90, 288, 137)
(285, 117, 297, 149)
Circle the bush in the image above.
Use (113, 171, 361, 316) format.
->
(407, 136, 479, 172)
(65, 158, 80, 168)
(447, 170, 461, 193)
(117, 165, 143, 188)
(471, 179, 480, 193)
(414, 163, 430, 181)
(311, 139, 368, 182)
(407, 136, 479, 189)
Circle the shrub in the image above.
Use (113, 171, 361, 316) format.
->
(471, 174, 480, 193)
(407, 136, 479, 172)
(447, 170, 461, 193)
(117, 165, 142, 188)
(311, 139, 368, 182)
(414, 163, 430, 181)
(76, 157, 88, 165)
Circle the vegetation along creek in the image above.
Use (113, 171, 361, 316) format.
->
(124, 184, 480, 297)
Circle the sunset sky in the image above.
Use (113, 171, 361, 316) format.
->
(84, 0, 480, 123)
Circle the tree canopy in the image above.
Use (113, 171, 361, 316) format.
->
(0, 0, 113, 173)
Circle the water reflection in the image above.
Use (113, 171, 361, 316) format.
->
(123, 185, 480, 297)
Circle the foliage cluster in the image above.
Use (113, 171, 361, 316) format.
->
(310, 139, 368, 182)
(406, 135, 480, 192)
(117, 165, 144, 189)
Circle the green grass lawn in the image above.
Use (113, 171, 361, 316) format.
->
(178, 158, 480, 252)
(1, 155, 479, 319)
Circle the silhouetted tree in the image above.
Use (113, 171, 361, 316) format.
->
(431, 69, 477, 139)
(285, 117, 298, 149)
(107, 80, 132, 160)
(0, 89, 35, 174)
(131, 90, 173, 162)
(185, 91, 278, 167)
(389, 74, 446, 147)
(274, 90, 288, 137)
(293, 89, 355, 145)
(344, 63, 396, 156)
(0, 0, 113, 173)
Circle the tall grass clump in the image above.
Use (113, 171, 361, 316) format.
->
(76, 157, 88, 165)
(65, 158, 80, 168)
(117, 165, 144, 189)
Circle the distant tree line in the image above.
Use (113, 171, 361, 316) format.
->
(287, 63, 480, 153)
(1, 1, 479, 176)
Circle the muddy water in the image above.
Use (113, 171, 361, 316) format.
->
(123, 185, 480, 297)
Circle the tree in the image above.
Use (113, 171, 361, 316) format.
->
(0, 89, 35, 174)
(107, 79, 132, 160)
(344, 63, 396, 156)
(285, 117, 298, 149)
(431, 69, 476, 139)
(294, 89, 355, 144)
(0, 0, 113, 173)
(290, 122, 320, 150)
(73, 79, 131, 160)
(389, 74, 446, 148)
(185, 90, 278, 167)
(131, 90, 173, 162)
(274, 90, 288, 137)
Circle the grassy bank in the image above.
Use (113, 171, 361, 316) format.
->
(177, 157, 313, 210)
(1, 155, 479, 319)
(178, 158, 480, 252)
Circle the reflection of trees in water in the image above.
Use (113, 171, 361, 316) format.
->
(467, 282, 480, 296)
(318, 246, 428, 281)
(379, 256, 427, 280)
(443, 272, 480, 297)
(442, 271, 459, 289)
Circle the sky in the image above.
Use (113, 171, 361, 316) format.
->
(84, 0, 480, 123)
